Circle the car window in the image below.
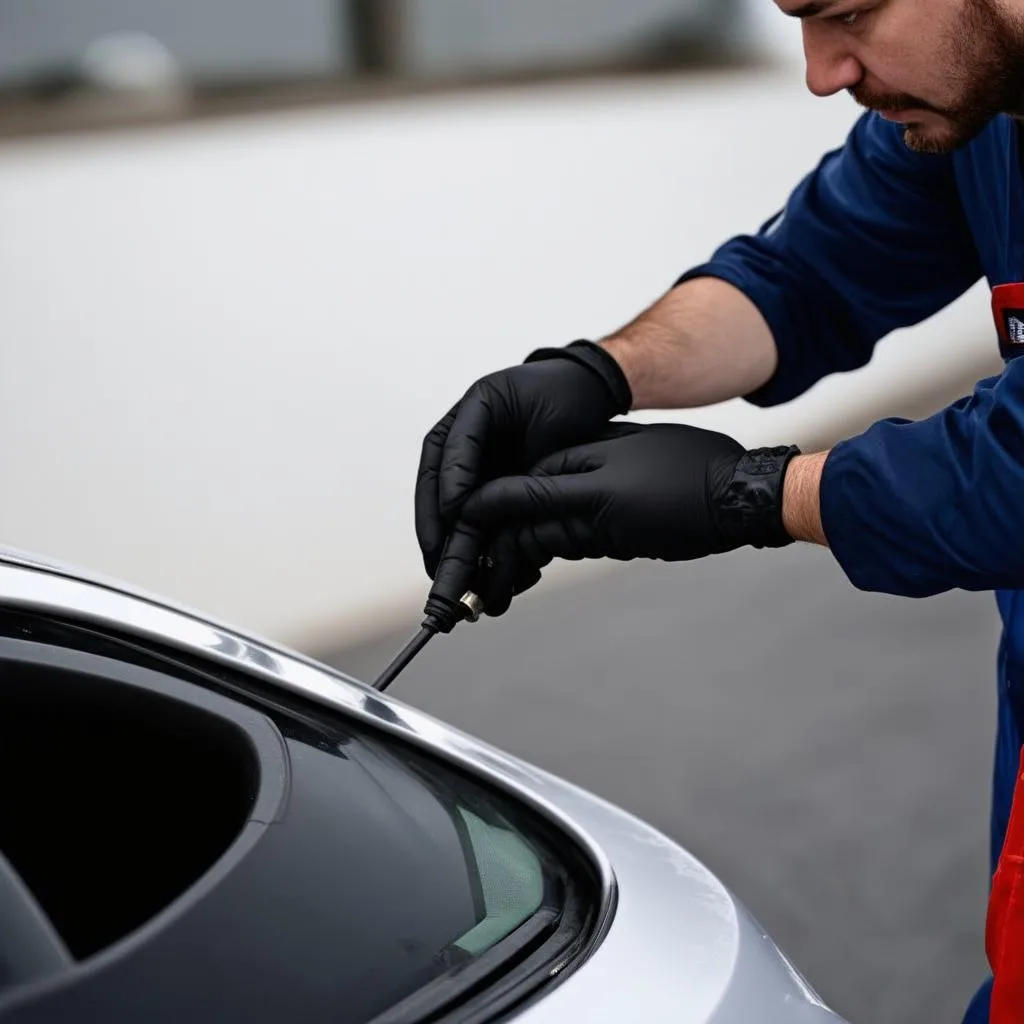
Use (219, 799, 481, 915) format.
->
(303, 732, 572, 1021)
(0, 614, 602, 1024)
(450, 804, 544, 956)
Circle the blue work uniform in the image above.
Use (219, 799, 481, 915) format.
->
(677, 110, 1024, 1023)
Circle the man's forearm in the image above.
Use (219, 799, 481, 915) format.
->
(596, 274, 828, 547)
(599, 277, 780, 411)
(782, 452, 829, 547)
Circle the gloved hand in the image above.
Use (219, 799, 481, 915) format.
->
(415, 340, 632, 581)
(459, 422, 801, 616)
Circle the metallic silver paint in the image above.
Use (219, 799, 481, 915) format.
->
(0, 547, 848, 1023)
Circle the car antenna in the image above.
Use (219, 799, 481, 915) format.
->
(371, 589, 483, 692)
(372, 527, 486, 692)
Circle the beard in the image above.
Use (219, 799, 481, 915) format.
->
(849, 0, 1024, 154)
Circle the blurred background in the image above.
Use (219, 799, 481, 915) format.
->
(0, 3, 1008, 1022)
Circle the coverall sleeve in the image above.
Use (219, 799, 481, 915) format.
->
(675, 110, 983, 407)
(821, 366, 1024, 597)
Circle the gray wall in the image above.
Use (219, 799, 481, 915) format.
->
(405, 0, 730, 74)
(0, 0, 343, 80)
(0, 0, 731, 84)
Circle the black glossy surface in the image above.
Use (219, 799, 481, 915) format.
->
(0, 620, 593, 1024)
(0, 643, 261, 960)
(0, 852, 71, 991)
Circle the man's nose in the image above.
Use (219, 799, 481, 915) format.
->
(802, 22, 863, 97)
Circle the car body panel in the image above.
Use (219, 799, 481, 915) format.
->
(0, 548, 847, 1023)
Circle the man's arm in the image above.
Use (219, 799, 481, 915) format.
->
(778, 353, 1024, 596)
(417, 110, 983, 611)
(818, 361, 1024, 597)
(783, 452, 829, 546)
(599, 277, 779, 410)
(602, 111, 982, 416)
(459, 356, 1024, 601)
(597, 279, 894, 554)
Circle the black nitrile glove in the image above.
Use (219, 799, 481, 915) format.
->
(415, 341, 632, 582)
(460, 422, 801, 616)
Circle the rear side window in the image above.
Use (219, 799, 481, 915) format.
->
(0, 613, 606, 1024)
(301, 728, 598, 1023)
(450, 803, 545, 956)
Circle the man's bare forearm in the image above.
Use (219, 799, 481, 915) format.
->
(599, 277, 780, 411)
(783, 452, 829, 546)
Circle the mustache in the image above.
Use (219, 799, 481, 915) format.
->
(848, 84, 942, 114)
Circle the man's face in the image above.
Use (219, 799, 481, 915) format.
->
(776, 0, 1024, 154)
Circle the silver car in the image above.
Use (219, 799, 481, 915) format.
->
(0, 546, 846, 1023)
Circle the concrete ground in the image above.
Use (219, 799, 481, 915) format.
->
(324, 542, 1002, 1024)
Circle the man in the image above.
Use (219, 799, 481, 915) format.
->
(414, 2, 1024, 1020)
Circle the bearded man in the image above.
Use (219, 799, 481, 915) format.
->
(415, 4, 1024, 1019)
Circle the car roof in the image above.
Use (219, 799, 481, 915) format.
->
(0, 542, 366, 693)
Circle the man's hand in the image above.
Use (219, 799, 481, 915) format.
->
(459, 422, 802, 616)
(415, 341, 632, 579)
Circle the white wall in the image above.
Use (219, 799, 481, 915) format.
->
(0, 66, 999, 651)
(736, 0, 807, 67)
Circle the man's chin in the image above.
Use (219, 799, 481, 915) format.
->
(901, 125, 963, 154)
(900, 116, 988, 155)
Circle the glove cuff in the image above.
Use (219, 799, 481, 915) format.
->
(713, 445, 801, 550)
(523, 339, 633, 416)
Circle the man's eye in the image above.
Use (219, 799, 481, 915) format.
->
(835, 11, 860, 25)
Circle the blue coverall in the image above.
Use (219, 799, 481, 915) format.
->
(677, 109, 1024, 1022)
